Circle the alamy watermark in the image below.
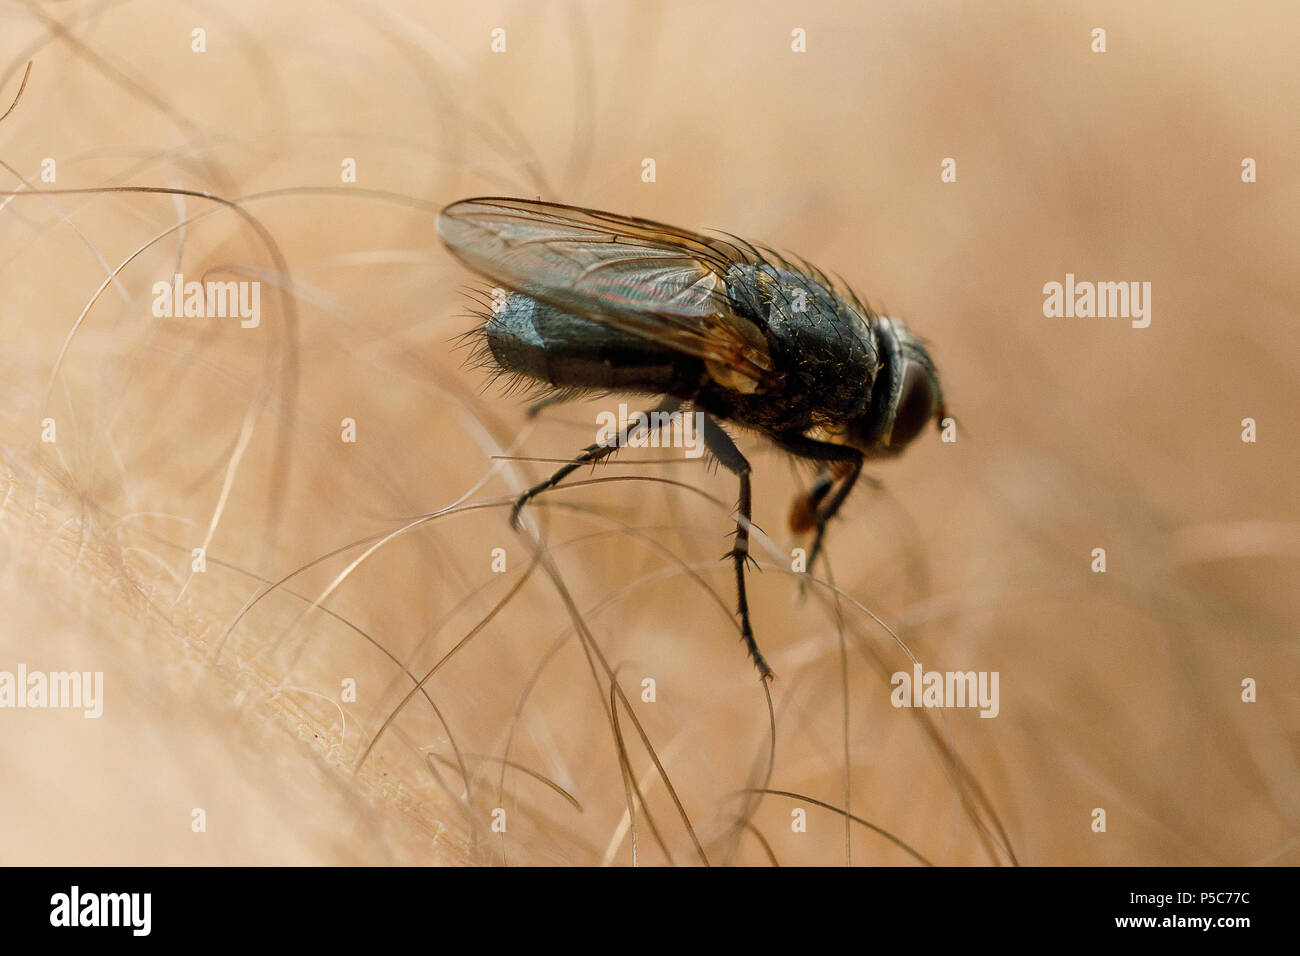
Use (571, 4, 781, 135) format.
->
(50, 886, 150, 936)
(595, 403, 705, 458)
(1043, 273, 1151, 328)
(0, 665, 103, 718)
(890, 663, 999, 718)
(151, 272, 260, 328)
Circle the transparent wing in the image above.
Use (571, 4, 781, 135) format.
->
(438, 197, 775, 389)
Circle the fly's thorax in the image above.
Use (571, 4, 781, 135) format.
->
(723, 262, 879, 420)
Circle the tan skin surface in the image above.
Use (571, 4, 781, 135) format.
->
(0, 1, 1296, 866)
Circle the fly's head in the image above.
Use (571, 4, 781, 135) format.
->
(847, 317, 946, 457)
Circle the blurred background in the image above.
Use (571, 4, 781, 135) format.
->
(0, 0, 1295, 865)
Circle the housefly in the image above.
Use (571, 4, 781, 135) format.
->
(438, 198, 947, 680)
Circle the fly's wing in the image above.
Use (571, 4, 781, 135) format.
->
(438, 198, 775, 391)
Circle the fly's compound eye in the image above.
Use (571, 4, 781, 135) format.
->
(888, 361, 937, 447)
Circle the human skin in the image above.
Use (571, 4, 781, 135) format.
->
(1, 0, 1296, 866)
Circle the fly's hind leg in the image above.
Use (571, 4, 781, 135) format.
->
(510, 397, 680, 529)
(700, 415, 773, 681)
(525, 391, 577, 419)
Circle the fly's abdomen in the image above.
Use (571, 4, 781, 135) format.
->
(483, 293, 693, 392)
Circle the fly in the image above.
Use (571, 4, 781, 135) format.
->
(438, 198, 947, 681)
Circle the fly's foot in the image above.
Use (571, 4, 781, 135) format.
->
(509, 492, 532, 530)
(723, 546, 761, 573)
(741, 624, 775, 682)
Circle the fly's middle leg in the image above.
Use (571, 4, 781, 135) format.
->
(701, 415, 773, 681)
(510, 397, 680, 529)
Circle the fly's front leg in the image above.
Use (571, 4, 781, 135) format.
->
(510, 397, 679, 529)
(701, 415, 772, 681)
(775, 435, 866, 586)
(789, 469, 835, 535)
(805, 459, 863, 572)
